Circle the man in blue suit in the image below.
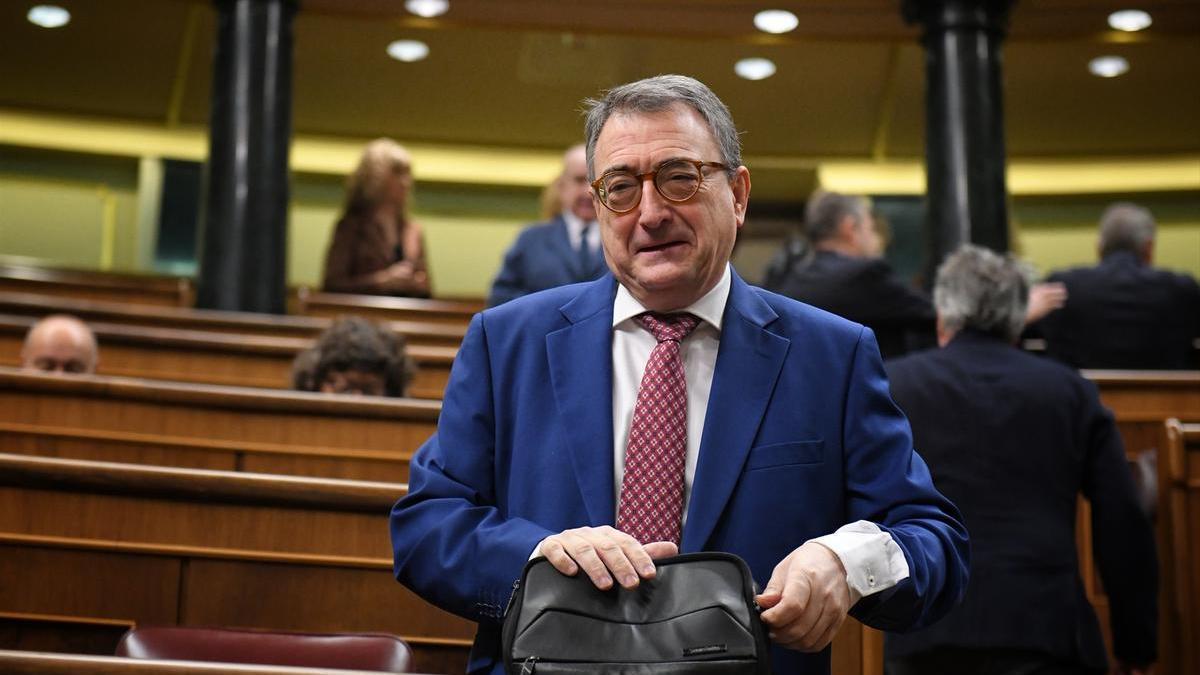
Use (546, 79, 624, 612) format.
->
(391, 75, 968, 674)
(487, 144, 609, 307)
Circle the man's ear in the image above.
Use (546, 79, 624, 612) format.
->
(732, 166, 751, 229)
(837, 214, 860, 240)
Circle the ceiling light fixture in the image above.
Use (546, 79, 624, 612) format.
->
(405, 0, 449, 19)
(1089, 55, 1130, 78)
(387, 39, 430, 62)
(1107, 10, 1152, 32)
(735, 57, 776, 81)
(753, 9, 798, 34)
(27, 4, 70, 28)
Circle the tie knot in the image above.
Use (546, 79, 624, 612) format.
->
(636, 312, 699, 343)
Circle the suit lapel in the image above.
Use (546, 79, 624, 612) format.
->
(546, 275, 618, 526)
(682, 274, 790, 551)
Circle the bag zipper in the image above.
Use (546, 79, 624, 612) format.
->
(519, 655, 538, 674)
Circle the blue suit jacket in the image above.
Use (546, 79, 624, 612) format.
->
(487, 215, 608, 307)
(392, 271, 968, 674)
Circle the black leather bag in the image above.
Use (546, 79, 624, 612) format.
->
(502, 551, 771, 674)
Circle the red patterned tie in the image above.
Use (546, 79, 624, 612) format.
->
(617, 312, 700, 546)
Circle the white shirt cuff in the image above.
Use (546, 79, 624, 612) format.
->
(529, 538, 547, 561)
(808, 520, 910, 605)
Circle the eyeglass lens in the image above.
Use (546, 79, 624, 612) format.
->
(600, 160, 703, 211)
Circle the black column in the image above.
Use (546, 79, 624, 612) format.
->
(903, 0, 1014, 274)
(196, 0, 296, 313)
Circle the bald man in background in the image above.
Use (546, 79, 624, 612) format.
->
(487, 144, 608, 306)
(21, 314, 98, 374)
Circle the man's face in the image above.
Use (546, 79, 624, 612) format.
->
(559, 147, 596, 222)
(591, 105, 750, 311)
(21, 324, 96, 374)
(857, 213, 883, 258)
(320, 368, 387, 396)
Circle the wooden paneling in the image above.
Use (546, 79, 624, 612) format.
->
(0, 453, 472, 673)
(0, 545, 182, 626)
(0, 367, 437, 455)
(1163, 420, 1200, 675)
(0, 313, 454, 399)
(0, 613, 133, 656)
(0, 649, 412, 674)
(1089, 370, 1200, 453)
(0, 422, 411, 482)
(0, 292, 465, 349)
(0, 261, 192, 308)
(1083, 374, 1200, 675)
(291, 288, 480, 329)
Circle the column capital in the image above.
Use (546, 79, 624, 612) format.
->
(902, 0, 1015, 36)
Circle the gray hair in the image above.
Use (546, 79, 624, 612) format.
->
(582, 75, 741, 181)
(804, 190, 871, 244)
(934, 244, 1032, 343)
(1098, 202, 1156, 257)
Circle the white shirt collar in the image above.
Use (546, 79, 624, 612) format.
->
(561, 210, 599, 250)
(612, 264, 731, 332)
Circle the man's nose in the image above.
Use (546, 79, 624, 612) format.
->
(636, 179, 671, 229)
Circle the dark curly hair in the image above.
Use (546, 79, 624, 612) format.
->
(291, 316, 414, 397)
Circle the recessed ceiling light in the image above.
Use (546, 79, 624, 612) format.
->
(1089, 55, 1130, 78)
(387, 39, 430, 63)
(27, 4, 70, 28)
(1108, 10, 1152, 32)
(735, 57, 776, 81)
(405, 0, 449, 19)
(754, 9, 798, 34)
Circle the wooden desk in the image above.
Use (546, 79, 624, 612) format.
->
(1087, 370, 1200, 457)
(0, 368, 437, 481)
(0, 314, 453, 399)
(0, 292, 465, 350)
(0, 260, 192, 308)
(291, 288, 480, 330)
(0, 453, 471, 673)
(0, 650, 423, 675)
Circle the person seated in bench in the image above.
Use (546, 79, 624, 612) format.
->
(292, 316, 413, 397)
(21, 313, 98, 374)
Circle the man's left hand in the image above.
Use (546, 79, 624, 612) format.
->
(754, 541, 851, 652)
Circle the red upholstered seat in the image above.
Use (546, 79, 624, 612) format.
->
(116, 625, 412, 672)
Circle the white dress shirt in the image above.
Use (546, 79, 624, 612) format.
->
(561, 210, 600, 254)
(539, 264, 909, 603)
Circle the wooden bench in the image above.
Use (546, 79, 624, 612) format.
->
(0, 452, 472, 674)
(1088, 370, 1200, 461)
(1075, 372, 1200, 675)
(0, 650, 427, 675)
(0, 368, 437, 482)
(0, 451, 883, 675)
(0, 259, 192, 308)
(1162, 419, 1200, 675)
(0, 292, 466, 350)
(291, 287, 481, 330)
(0, 314, 454, 399)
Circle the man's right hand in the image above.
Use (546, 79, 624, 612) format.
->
(539, 526, 677, 590)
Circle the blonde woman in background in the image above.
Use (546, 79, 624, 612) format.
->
(322, 138, 431, 297)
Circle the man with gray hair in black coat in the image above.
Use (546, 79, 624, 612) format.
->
(885, 244, 1157, 675)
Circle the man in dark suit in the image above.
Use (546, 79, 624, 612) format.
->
(885, 245, 1157, 675)
(767, 190, 937, 358)
(1033, 202, 1200, 369)
(487, 144, 609, 306)
(391, 75, 968, 674)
